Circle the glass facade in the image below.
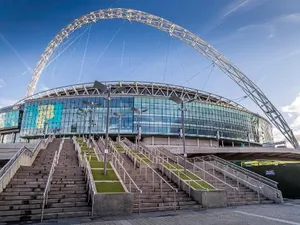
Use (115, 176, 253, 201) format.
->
(0, 110, 20, 130)
(18, 96, 273, 145)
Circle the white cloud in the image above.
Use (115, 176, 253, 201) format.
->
(0, 98, 17, 108)
(280, 93, 300, 147)
(282, 93, 300, 113)
(0, 79, 6, 88)
(203, 0, 267, 35)
(276, 13, 300, 24)
(272, 128, 284, 142)
(214, 12, 300, 45)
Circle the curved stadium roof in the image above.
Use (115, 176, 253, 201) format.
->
(11, 81, 269, 122)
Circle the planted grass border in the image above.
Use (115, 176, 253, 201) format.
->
(163, 162, 215, 190)
(114, 144, 125, 152)
(95, 181, 125, 193)
(129, 150, 152, 163)
(77, 138, 125, 193)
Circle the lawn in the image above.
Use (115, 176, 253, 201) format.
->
(163, 163, 215, 190)
(164, 163, 183, 170)
(114, 144, 124, 152)
(130, 151, 152, 163)
(92, 169, 119, 181)
(189, 181, 215, 190)
(90, 161, 112, 168)
(95, 182, 125, 193)
(77, 138, 124, 193)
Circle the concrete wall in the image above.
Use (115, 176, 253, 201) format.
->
(143, 136, 218, 147)
(93, 193, 133, 216)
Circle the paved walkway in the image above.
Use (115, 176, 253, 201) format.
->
(75, 203, 300, 225)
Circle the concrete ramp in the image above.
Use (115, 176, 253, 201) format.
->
(0, 143, 36, 160)
(151, 146, 300, 161)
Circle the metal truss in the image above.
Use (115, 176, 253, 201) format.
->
(18, 81, 249, 111)
(25, 8, 299, 149)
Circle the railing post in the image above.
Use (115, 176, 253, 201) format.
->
(138, 192, 141, 214)
(160, 179, 163, 198)
(123, 170, 126, 183)
(152, 170, 155, 190)
(146, 166, 148, 181)
(257, 187, 260, 203)
(174, 190, 176, 211)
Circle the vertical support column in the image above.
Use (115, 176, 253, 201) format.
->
(167, 136, 170, 146)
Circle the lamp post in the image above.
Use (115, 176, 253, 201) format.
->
(77, 108, 88, 137)
(43, 120, 48, 139)
(169, 95, 195, 173)
(82, 101, 101, 153)
(93, 81, 125, 175)
(113, 112, 124, 143)
(131, 107, 148, 153)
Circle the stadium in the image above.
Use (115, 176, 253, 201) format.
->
(0, 81, 273, 147)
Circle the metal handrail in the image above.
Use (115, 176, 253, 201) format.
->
(155, 153, 213, 191)
(160, 146, 263, 202)
(91, 138, 104, 161)
(193, 157, 257, 188)
(0, 146, 28, 179)
(83, 153, 96, 217)
(158, 147, 238, 189)
(144, 145, 235, 190)
(120, 140, 178, 211)
(204, 155, 278, 188)
(143, 145, 241, 205)
(41, 138, 64, 222)
(41, 151, 58, 222)
(123, 138, 157, 163)
(194, 156, 283, 203)
(110, 152, 143, 214)
(108, 138, 124, 166)
(73, 137, 83, 165)
(0, 137, 50, 180)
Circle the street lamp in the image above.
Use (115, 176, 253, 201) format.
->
(43, 120, 48, 139)
(131, 107, 148, 153)
(93, 80, 125, 175)
(83, 100, 102, 153)
(113, 112, 124, 143)
(169, 95, 195, 173)
(77, 108, 89, 137)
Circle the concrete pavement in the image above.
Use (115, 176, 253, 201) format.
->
(75, 203, 300, 225)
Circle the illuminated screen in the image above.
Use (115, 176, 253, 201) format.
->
(0, 110, 19, 129)
(23, 103, 63, 130)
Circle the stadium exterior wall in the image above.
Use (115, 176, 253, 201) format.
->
(0, 82, 273, 146)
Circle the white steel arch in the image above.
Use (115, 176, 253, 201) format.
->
(26, 8, 299, 149)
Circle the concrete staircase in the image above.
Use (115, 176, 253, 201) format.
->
(203, 168, 274, 206)
(42, 139, 91, 220)
(120, 152, 201, 213)
(0, 138, 90, 223)
(0, 139, 60, 222)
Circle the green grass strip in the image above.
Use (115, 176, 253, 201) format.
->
(189, 181, 215, 190)
(92, 169, 118, 181)
(95, 182, 125, 193)
(90, 161, 112, 168)
(164, 163, 183, 170)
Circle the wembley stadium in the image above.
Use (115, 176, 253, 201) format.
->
(0, 81, 273, 147)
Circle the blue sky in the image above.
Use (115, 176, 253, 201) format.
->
(1, 0, 300, 141)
